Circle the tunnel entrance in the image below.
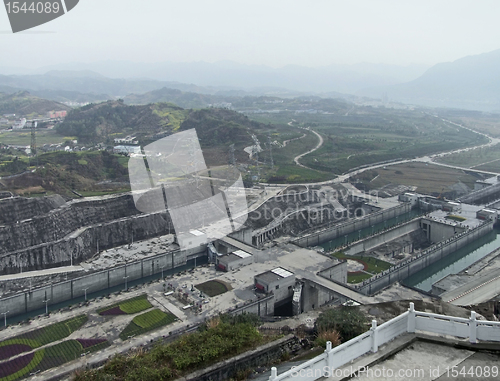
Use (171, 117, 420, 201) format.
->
(274, 299, 293, 317)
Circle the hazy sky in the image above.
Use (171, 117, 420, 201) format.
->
(1, 0, 499, 69)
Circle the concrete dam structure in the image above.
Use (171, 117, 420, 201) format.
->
(0, 194, 174, 274)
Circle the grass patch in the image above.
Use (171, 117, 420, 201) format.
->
(445, 215, 466, 222)
(119, 309, 177, 340)
(195, 280, 230, 297)
(98, 294, 152, 316)
(331, 252, 392, 273)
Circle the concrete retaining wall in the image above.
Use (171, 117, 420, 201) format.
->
(181, 335, 298, 381)
(354, 221, 493, 295)
(225, 294, 275, 318)
(293, 203, 412, 248)
(0, 249, 189, 318)
(345, 219, 421, 255)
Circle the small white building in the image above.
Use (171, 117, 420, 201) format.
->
(216, 250, 253, 271)
(113, 145, 141, 155)
(254, 267, 295, 302)
(12, 118, 26, 130)
(175, 229, 207, 250)
(477, 208, 498, 222)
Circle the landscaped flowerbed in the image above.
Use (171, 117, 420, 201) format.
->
(119, 309, 176, 340)
(0, 315, 88, 361)
(0, 339, 109, 381)
(97, 294, 152, 316)
(76, 338, 108, 348)
(195, 280, 231, 297)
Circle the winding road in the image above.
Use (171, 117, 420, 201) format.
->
(260, 117, 500, 188)
(293, 128, 324, 168)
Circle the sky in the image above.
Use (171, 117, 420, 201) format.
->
(1, 0, 500, 70)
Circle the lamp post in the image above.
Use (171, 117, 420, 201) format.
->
(1, 311, 8, 327)
(43, 298, 50, 315)
(82, 287, 89, 301)
(123, 276, 129, 291)
(161, 265, 165, 280)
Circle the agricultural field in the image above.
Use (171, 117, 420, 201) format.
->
(97, 294, 152, 316)
(0, 129, 66, 146)
(119, 309, 177, 340)
(195, 280, 231, 297)
(0, 338, 109, 381)
(357, 162, 480, 196)
(435, 143, 500, 173)
(250, 108, 488, 182)
(0, 315, 87, 361)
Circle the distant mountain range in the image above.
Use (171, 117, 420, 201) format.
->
(0, 61, 429, 99)
(359, 49, 500, 112)
(1, 50, 500, 112)
(33, 60, 430, 94)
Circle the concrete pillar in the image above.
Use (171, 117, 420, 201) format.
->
(371, 320, 378, 353)
(407, 302, 416, 333)
(269, 367, 278, 380)
(469, 311, 477, 344)
(325, 340, 333, 371)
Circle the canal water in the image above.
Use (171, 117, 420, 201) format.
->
(403, 227, 500, 292)
(318, 209, 423, 251)
(4, 256, 207, 326)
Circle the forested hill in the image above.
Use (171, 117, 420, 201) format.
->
(0, 91, 71, 116)
(124, 87, 223, 108)
(179, 108, 263, 148)
(56, 101, 188, 143)
(56, 101, 263, 150)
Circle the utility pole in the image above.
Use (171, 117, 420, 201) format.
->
(268, 135, 274, 169)
(229, 144, 236, 166)
(82, 288, 89, 301)
(30, 121, 38, 167)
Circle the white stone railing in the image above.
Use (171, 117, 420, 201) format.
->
(268, 303, 500, 381)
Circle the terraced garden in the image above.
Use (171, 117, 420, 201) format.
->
(119, 309, 177, 340)
(97, 294, 152, 316)
(0, 315, 87, 361)
(0, 338, 109, 381)
(0, 296, 178, 380)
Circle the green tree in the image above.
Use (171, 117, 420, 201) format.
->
(315, 306, 368, 342)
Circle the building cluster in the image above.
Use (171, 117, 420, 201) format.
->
(46, 110, 67, 119)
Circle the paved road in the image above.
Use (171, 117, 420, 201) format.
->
(442, 271, 500, 306)
(281, 117, 500, 187)
(293, 128, 324, 169)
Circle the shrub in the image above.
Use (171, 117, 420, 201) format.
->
(314, 329, 341, 348)
(315, 306, 368, 342)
